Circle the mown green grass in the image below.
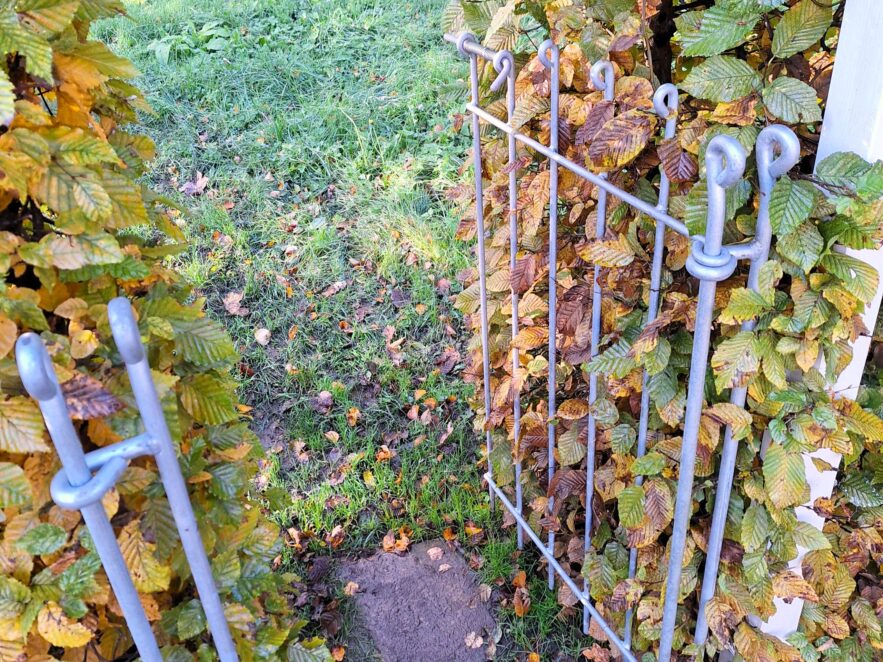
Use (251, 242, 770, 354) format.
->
(100, 1, 592, 658)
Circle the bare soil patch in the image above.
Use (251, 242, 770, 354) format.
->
(338, 540, 497, 661)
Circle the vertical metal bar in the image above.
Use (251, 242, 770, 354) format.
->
(582, 60, 616, 634)
(693, 126, 800, 646)
(458, 36, 496, 511)
(537, 39, 560, 590)
(658, 136, 745, 662)
(500, 50, 524, 550)
(623, 83, 680, 647)
(15, 335, 164, 662)
(107, 298, 239, 662)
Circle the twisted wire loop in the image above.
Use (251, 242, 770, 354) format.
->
(445, 31, 799, 662)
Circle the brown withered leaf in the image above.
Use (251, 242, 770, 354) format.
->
(657, 138, 698, 183)
(711, 94, 759, 126)
(588, 110, 657, 171)
(575, 100, 614, 146)
(557, 283, 590, 336)
(435, 346, 461, 374)
(705, 596, 740, 648)
(222, 291, 249, 316)
(772, 570, 819, 603)
(62, 373, 124, 420)
(511, 254, 539, 294)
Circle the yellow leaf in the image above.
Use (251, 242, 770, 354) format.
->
(0, 314, 16, 358)
(37, 601, 92, 648)
(117, 520, 171, 593)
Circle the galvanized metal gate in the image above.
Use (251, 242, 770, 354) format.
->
(16, 298, 238, 662)
(445, 32, 801, 661)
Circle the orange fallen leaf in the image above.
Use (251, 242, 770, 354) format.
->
(324, 430, 340, 443)
(513, 570, 527, 588)
(346, 407, 361, 427)
(331, 645, 346, 661)
(343, 581, 360, 597)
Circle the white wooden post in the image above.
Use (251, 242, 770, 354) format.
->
(762, 0, 883, 639)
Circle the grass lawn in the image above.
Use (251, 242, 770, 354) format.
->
(100, 1, 590, 658)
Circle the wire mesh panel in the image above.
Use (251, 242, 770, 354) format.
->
(445, 32, 801, 660)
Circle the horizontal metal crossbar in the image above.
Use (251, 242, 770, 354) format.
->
(447, 30, 801, 661)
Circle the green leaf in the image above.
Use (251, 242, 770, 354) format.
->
(821, 252, 880, 302)
(681, 55, 762, 102)
(557, 426, 586, 466)
(179, 374, 238, 425)
(35, 163, 112, 222)
(740, 502, 770, 553)
(177, 599, 206, 640)
(777, 223, 824, 273)
(0, 576, 30, 619)
(720, 287, 769, 324)
(17, 524, 67, 555)
(0, 69, 13, 126)
(772, 0, 832, 60)
(586, 336, 637, 378)
(677, 7, 760, 57)
(840, 472, 883, 508)
(610, 424, 636, 455)
(769, 177, 816, 235)
(763, 443, 807, 509)
(0, 6, 53, 81)
(711, 331, 760, 393)
(0, 462, 32, 507)
(618, 485, 645, 528)
(815, 152, 874, 190)
(0, 396, 49, 453)
(631, 451, 666, 476)
(762, 77, 822, 124)
(172, 318, 238, 367)
(792, 521, 830, 551)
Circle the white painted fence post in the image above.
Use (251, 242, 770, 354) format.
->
(762, 0, 883, 639)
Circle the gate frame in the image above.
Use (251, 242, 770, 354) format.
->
(446, 31, 801, 660)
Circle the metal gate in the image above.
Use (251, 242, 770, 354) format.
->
(15, 298, 238, 662)
(445, 32, 801, 661)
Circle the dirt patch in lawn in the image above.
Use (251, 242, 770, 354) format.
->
(338, 540, 498, 661)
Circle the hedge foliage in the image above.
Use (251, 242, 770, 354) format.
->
(0, 1, 328, 660)
(445, 0, 883, 659)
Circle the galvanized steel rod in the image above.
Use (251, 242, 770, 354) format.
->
(583, 58, 616, 635)
(107, 298, 239, 662)
(502, 49, 524, 549)
(459, 39, 497, 511)
(15, 335, 164, 662)
(537, 39, 560, 591)
(693, 126, 801, 646)
(464, 103, 692, 239)
(657, 136, 745, 662)
(623, 83, 680, 647)
(485, 474, 639, 662)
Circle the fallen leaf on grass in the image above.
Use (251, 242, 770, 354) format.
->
(325, 525, 345, 549)
(478, 584, 492, 602)
(375, 445, 396, 462)
(179, 171, 209, 196)
(435, 346, 461, 374)
(331, 646, 346, 661)
(346, 407, 360, 427)
(363, 470, 375, 487)
(314, 390, 334, 414)
(324, 431, 340, 443)
(426, 547, 444, 561)
(465, 632, 483, 649)
(322, 280, 348, 297)
(254, 328, 271, 345)
(343, 581, 360, 596)
(223, 291, 249, 316)
(438, 563, 451, 573)
(381, 528, 410, 554)
(514, 587, 531, 617)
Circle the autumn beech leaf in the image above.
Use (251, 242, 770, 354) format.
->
(657, 138, 698, 183)
(587, 110, 657, 171)
(37, 602, 93, 648)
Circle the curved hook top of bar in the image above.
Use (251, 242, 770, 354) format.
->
(706, 134, 747, 189)
(108, 297, 145, 364)
(652, 83, 679, 119)
(491, 50, 514, 93)
(454, 31, 478, 57)
(757, 124, 801, 188)
(590, 61, 615, 102)
(537, 38, 559, 69)
(15, 334, 59, 401)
